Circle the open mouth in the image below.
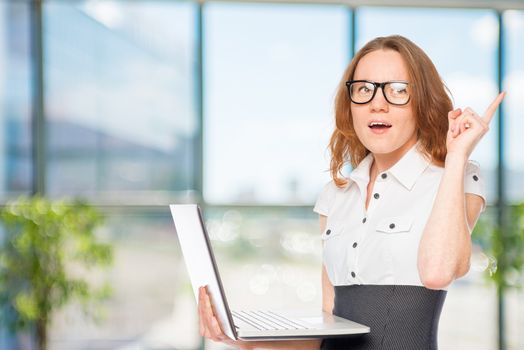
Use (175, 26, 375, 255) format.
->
(368, 121, 392, 129)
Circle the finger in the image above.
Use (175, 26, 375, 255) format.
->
(463, 107, 476, 115)
(448, 109, 462, 136)
(459, 113, 488, 135)
(203, 287, 214, 325)
(453, 113, 467, 137)
(209, 294, 227, 340)
(201, 286, 216, 338)
(203, 286, 224, 340)
(448, 108, 462, 120)
(482, 92, 506, 124)
(198, 287, 206, 336)
(454, 109, 476, 136)
(202, 290, 216, 338)
(459, 116, 471, 134)
(211, 316, 225, 341)
(448, 109, 460, 135)
(462, 108, 477, 132)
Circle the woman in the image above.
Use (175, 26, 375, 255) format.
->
(198, 35, 505, 349)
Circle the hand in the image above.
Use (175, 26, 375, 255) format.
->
(446, 92, 506, 160)
(198, 286, 251, 349)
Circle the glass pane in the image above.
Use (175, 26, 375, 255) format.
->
(46, 207, 322, 350)
(357, 8, 500, 350)
(203, 206, 322, 350)
(0, 0, 32, 199)
(503, 10, 524, 350)
(505, 11, 524, 203)
(357, 7, 499, 202)
(49, 212, 196, 349)
(204, 3, 349, 204)
(44, 1, 197, 202)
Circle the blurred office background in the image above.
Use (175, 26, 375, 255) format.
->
(0, 0, 523, 349)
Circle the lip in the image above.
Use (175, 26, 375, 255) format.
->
(369, 126, 391, 135)
(368, 120, 392, 134)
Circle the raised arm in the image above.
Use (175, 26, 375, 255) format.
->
(417, 92, 505, 290)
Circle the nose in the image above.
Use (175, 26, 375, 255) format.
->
(369, 86, 389, 113)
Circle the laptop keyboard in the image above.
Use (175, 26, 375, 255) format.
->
(231, 310, 311, 331)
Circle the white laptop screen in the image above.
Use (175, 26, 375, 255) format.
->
(170, 204, 237, 340)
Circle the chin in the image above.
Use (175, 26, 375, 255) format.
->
(360, 132, 417, 157)
(362, 140, 400, 155)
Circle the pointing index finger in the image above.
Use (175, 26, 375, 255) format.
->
(482, 92, 506, 124)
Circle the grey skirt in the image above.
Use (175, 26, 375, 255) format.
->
(321, 285, 447, 350)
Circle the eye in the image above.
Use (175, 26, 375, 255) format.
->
(388, 82, 408, 95)
(356, 82, 374, 94)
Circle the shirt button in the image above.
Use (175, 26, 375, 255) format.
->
(473, 175, 479, 181)
(374, 193, 380, 199)
(362, 217, 367, 223)
(389, 223, 395, 229)
(381, 173, 387, 179)
(351, 271, 356, 278)
(326, 229, 331, 235)
(352, 242, 358, 248)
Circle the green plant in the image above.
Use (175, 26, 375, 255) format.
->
(472, 202, 524, 350)
(473, 203, 524, 289)
(0, 196, 113, 350)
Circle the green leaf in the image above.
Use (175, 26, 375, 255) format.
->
(0, 196, 113, 334)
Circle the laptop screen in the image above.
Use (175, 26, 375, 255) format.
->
(170, 204, 237, 340)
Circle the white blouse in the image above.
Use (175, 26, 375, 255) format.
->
(313, 143, 486, 287)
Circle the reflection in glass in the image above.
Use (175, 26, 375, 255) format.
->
(49, 212, 197, 349)
(0, 1, 32, 199)
(504, 11, 524, 203)
(44, 1, 197, 201)
(503, 10, 524, 350)
(204, 206, 322, 312)
(204, 3, 349, 204)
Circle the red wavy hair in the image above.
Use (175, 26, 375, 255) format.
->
(329, 35, 452, 187)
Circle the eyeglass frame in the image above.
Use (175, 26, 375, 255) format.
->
(345, 80, 411, 106)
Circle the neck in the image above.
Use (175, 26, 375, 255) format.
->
(371, 139, 417, 174)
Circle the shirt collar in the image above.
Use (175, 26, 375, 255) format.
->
(347, 152, 373, 198)
(388, 143, 431, 190)
(347, 142, 431, 193)
(348, 152, 373, 185)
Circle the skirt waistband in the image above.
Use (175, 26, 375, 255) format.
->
(322, 285, 447, 350)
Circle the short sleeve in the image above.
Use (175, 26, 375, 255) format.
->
(465, 161, 486, 212)
(313, 181, 337, 216)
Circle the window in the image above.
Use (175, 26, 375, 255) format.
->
(44, 1, 197, 202)
(0, 1, 32, 198)
(357, 8, 500, 349)
(503, 10, 524, 349)
(204, 2, 349, 204)
(504, 10, 524, 203)
(358, 7, 499, 201)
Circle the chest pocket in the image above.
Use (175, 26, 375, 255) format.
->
(376, 216, 413, 234)
(321, 221, 347, 285)
(321, 221, 345, 241)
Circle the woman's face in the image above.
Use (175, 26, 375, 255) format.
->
(351, 49, 417, 157)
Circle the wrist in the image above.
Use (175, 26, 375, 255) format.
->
(445, 152, 468, 167)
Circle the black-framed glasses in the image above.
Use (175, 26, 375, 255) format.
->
(346, 80, 411, 106)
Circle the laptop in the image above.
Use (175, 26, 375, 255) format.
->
(170, 204, 370, 340)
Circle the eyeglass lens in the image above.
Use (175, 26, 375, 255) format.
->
(349, 81, 409, 105)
